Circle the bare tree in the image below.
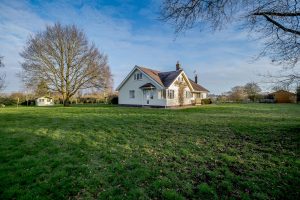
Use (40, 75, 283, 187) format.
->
(161, 0, 300, 84)
(20, 23, 112, 106)
(0, 56, 5, 92)
(228, 86, 247, 102)
(34, 80, 50, 97)
(244, 82, 262, 102)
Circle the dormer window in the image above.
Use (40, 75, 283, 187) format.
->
(134, 72, 143, 80)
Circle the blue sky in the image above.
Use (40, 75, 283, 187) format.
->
(0, 0, 280, 94)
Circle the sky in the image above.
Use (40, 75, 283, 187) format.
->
(0, 0, 282, 94)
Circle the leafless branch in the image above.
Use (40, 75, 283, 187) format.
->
(20, 23, 112, 106)
(161, 0, 300, 86)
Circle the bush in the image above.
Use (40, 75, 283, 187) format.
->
(201, 98, 212, 104)
(20, 100, 36, 106)
(0, 97, 17, 105)
(109, 96, 118, 104)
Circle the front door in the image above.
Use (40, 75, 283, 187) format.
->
(143, 90, 154, 105)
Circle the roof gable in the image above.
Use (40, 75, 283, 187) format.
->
(137, 66, 164, 87)
(165, 70, 195, 91)
(116, 65, 209, 92)
(139, 67, 186, 88)
(116, 66, 164, 90)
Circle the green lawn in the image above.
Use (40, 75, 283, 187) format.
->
(0, 104, 299, 200)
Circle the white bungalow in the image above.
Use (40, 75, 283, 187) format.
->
(116, 62, 209, 107)
(36, 96, 54, 106)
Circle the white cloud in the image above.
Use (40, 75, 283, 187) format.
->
(0, 0, 279, 94)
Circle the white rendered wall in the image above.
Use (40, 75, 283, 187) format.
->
(118, 69, 166, 106)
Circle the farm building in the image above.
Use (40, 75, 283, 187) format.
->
(36, 96, 54, 106)
(270, 90, 296, 103)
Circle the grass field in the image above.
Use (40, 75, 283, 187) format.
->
(0, 104, 299, 200)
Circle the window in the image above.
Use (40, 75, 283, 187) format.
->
(167, 90, 175, 99)
(129, 90, 135, 98)
(47, 98, 51, 102)
(158, 90, 166, 99)
(135, 73, 143, 80)
(39, 99, 44, 102)
(186, 91, 192, 98)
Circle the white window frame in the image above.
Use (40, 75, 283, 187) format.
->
(158, 90, 166, 99)
(129, 90, 135, 98)
(167, 90, 175, 99)
(135, 72, 143, 80)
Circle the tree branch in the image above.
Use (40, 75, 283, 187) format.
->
(253, 12, 300, 17)
(254, 13, 300, 35)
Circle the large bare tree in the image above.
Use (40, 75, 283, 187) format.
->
(20, 23, 112, 106)
(161, 0, 300, 85)
(0, 56, 5, 92)
(244, 82, 261, 102)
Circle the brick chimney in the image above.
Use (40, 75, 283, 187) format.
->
(194, 74, 198, 84)
(176, 61, 181, 71)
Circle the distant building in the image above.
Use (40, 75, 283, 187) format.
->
(36, 96, 54, 106)
(270, 90, 296, 103)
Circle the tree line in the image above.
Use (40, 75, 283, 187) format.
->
(213, 82, 300, 103)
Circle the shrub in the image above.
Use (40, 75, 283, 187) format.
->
(201, 98, 212, 104)
(0, 97, 17, 105)
(20, 100, 36, 106)
(107, 94, 118, 104)
(110, 96, 118, 104)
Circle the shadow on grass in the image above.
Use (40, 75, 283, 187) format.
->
(0, 105, 299, 199)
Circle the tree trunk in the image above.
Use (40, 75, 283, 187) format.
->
(64, 96, 70, 107)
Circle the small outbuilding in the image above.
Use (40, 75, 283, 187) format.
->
(36, 96, 54, 106)
(270, 90, 296, 103)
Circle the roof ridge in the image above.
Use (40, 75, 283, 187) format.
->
(137, 65, 181, 74)
(158, 70, 179, 74)
(137, 66, 161, 73)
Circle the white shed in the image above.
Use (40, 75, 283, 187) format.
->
(36, 96, 54, 106)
